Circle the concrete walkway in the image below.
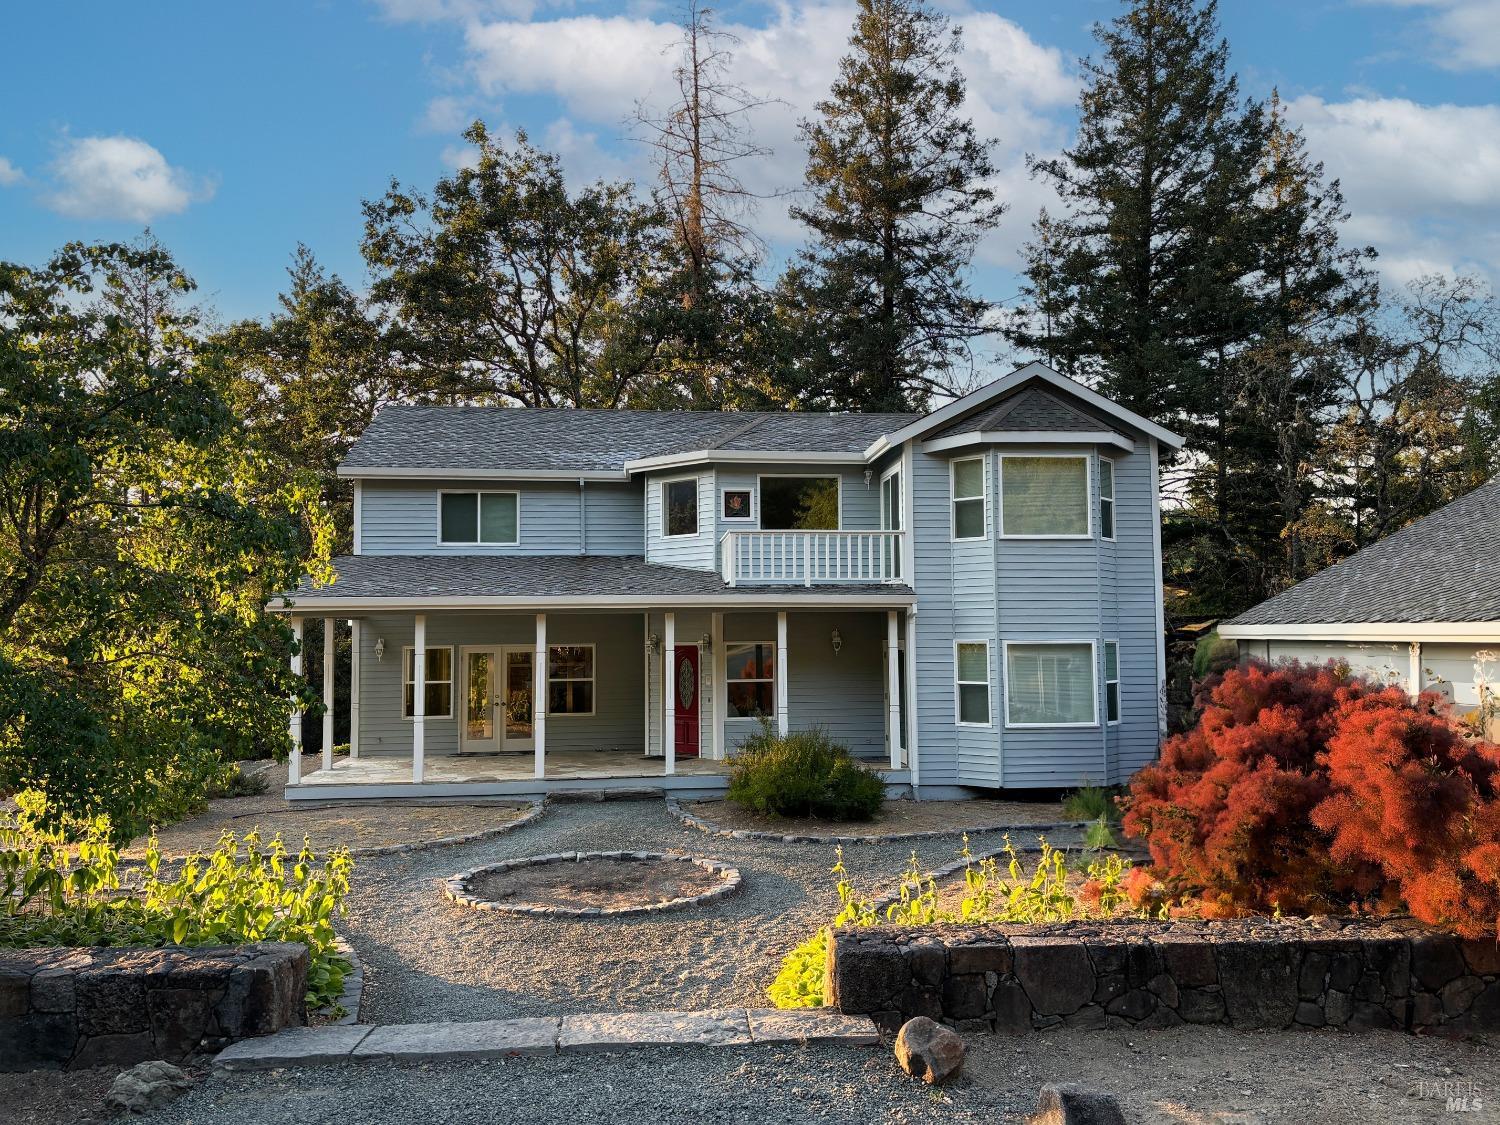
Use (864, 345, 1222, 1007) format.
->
(214, 1008, 878, 1070)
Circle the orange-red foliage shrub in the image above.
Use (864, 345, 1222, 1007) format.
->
(1123, 661, 1500, 938)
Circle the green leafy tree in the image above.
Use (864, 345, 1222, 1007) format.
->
(0, 239, 332, 835)
(1009, 0, 1260, 428)
(780, 0, 1004, 412)
(362, 123, 677, 408)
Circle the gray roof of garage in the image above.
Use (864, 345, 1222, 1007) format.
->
(1225, 477, 1500, 627)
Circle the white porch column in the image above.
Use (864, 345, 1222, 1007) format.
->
(412, 614, 426, 784)
(664, 612, 677, 774)
(904, 608, 921, 792)
(776, 611, 789, 736)
(711, 611, 726, 760)
(288, 616, 304, 784)
(886, 610, 902, 769)
(349, 619, 361, 759)
(534, 613, 547, 779)
(1408, 641, 1424, 700)
(322, 617, 336, 773)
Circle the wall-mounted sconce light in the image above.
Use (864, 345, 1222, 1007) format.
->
(863, 468, 874, 488)
(831, 628, 843, 655)
(700, 632, 712, 652)
(374, 637, 386, 661)
(647, 633, 661, 655)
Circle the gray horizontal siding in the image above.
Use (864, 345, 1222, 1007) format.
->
(359, 480, 642, 557)
(644, 471, 717, 571)
(355, 612, 644, 756)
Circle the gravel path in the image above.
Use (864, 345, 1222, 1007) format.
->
(344, 796, 1084, 1024)
(140, 1028, 1498, 1124)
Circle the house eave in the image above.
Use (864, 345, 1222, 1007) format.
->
(622, 449, 869, 474)
(268, 590, 919, 614)
(337, 465, 628, 482)
(920, 430, 1136, 454)
(1219, 620, 1500, 644)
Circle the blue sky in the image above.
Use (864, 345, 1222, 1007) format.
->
(4, 0, 1497, 326)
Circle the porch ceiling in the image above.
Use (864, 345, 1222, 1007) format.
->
(274, 554, 914, 613)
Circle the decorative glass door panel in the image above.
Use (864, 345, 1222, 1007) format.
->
(503, 649, 535, 751)
(461, 649, 500, 753)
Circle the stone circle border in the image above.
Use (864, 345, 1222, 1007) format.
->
(129, 799, 547, 864)
(666, 796, 1089, 845)
(442, 850, 743, 918)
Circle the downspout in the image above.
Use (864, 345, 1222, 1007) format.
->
(578, 478, 587, 555)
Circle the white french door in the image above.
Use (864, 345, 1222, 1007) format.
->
(460, 647, 501, 753)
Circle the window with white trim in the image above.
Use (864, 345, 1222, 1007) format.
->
(547, 645, 595, 715)
(1000, 456, 1090, 537)
(725, 642, 775, 718)
(955, 641, 991, 725)
(403, 646, 454, 718)
(951, 457, 986, 540)
(760, 477, 839, 530)
(439, 491, 518, 545)
(1006, 642, 1097, 726)
(1099, 458, 1115, 540)
(662, 479, 698, 537)
(1104, 641, 1120, 723)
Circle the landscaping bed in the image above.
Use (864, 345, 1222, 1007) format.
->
(444, 852, 742, 917)
(677, 796, 1078, 841)
(127, 799, 538, 860)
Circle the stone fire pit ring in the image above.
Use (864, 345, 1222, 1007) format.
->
(441, 851, 743, 918)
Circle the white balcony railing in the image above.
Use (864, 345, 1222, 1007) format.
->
(719, 530, 903, 586)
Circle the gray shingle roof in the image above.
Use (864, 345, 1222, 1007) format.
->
(285, 555, 912, 603)
(933, 386, 1117, 440)
(1225, 477, 1500, 627)
(341, 406, 920, 474)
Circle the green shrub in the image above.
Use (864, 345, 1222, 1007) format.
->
(727, 724, 885, 821)
(205, 763, 271, 800)
(0, 791, 352, 1009)
(1062, 782, 1121, 823)
(1192, 632, 1240, 680)
(769, 839, 1133, 1008)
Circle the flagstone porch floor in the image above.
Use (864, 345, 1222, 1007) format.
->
(296, 750, 733, 787)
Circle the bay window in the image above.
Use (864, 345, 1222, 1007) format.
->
(1005, 642, 1097, 726)
(1000, 455, 1090, 537)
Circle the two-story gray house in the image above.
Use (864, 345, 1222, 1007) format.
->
(277, 361, 1183, 800)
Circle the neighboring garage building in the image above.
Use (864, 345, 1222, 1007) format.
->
(1219, 476, 1499, 738)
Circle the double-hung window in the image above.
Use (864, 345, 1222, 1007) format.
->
(951, 457, 986, 540)
(547, 645, 594, 715)
(1005, 642, 1097, 726)
(955, 641, 991, 725)
(725, 642, 775, 718)
(1099, 458, 1116, 540)
(403, 646, 454, 718)
(662, 479, 699, 537)
(1000, 456, 1090, 537)
(1104, 640, 1121, 724)
(439, 491, 518, 545)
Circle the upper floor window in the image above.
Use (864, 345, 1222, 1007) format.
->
(663, 478, 699, 537)
(1000, 455, 1090, 538)
(951, 457, 986, 540)
(760, 476, 839, 530)
(1099, 458, 1116, 540)
(439, 491, 518, 545)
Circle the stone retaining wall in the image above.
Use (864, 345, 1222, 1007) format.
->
(0, 943, 308, 1071)
(828, 918, 1500, 1037)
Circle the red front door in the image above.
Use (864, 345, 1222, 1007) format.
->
(674, 646, 701, 758)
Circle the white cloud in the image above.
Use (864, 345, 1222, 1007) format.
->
(420, 94, 476, 134)
(1365, 0, 1500, 70)
(46, 135, 212, 222)
(453, 2, 1076, 263)
(1285, 95, 1500, 281)
(0, 157, 22, 186)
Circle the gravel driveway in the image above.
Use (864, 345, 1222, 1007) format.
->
(344, 796, 1078, 1023)
(140, 1028, 1498, 1125)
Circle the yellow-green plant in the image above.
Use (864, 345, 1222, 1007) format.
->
(769, 836, 1134, 1009)
(0, 790, 352, 1008)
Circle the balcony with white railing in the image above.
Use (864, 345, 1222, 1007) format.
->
(719, 530, 904, 586)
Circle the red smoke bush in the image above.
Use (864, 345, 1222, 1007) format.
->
(1124, 661, 1500, 938)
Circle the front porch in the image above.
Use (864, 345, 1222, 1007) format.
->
(282, 598, 916, 801)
